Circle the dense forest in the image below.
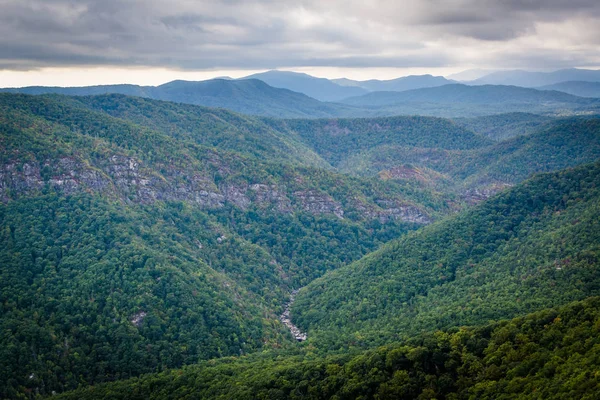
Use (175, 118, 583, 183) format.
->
(0, 91, 599, 398)
(1, 94, 447, 397)
(293, 161, 600, 349)
(53, 296, 600, 399)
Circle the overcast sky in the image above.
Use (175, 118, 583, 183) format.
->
(1, 0, 600, 86)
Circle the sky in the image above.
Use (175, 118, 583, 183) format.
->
(1, 0, 600, 87)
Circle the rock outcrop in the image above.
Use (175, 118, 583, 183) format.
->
(293, 190, 344, 219)
(1, 154, 433, 224)
(279, 289, 307, 342)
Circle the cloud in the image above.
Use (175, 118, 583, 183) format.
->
(0, 0, 599, 71)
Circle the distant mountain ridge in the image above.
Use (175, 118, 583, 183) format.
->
(3, 72, 600, 119)
(240, 70, 368, 101)
(0, 78, 356, 118)
(537, 81, 600, 98)
(470, 68, 600, 87)
(340, 83, 600, 117)
(333, 74, 455, 92)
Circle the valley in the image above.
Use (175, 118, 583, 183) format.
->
(1, 71, 600, 399)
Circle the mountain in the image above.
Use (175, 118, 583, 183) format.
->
(471, 68, 600, 87)
(0, 93, 459, 396)
(292, 161, 600, 349)
(3, 90, 600, 398)
(537, 81, 600, 98)
(146, 79, 352, 117)
(446, 68, 497, 81)
(262, 115, 492, 167)
(240, 72, 453, 101)
(52, 296, 600, 400)
(4, 78, 599, 119)
(0, 79, 359, 118)
(334, 74, 455, 93)
(337, 117, 600, 202)
(456, 117, 600, 188)
(340, 84, 600, 117)
(70, 93, 329, 168)
(241, 70, 367, 102)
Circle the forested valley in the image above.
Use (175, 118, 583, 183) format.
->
(1, 90, 599, 399)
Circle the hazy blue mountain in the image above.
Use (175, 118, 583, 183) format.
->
(0, 83, 152, 97)
(0, 79, 358, 118)
(340, 84, 600, 117)
(446, 68, 497, 81)
(537, 81, 600, 98)
(149, 79, 350, 117)
(470, 68, 600, 87)
(332, 74, 454, 93)
(240, 70, 367, 101)
(331, 77, 363, 87)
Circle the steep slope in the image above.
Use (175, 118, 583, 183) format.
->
(340, 84, 600, 117)
(54, 296, 600, 400)
(0, 193, 284, 397)
(293, 161, 600, 349)
(241, 70, 367, 101)
(471, 68, 600, 87)
(537, 81, 600, 98)
(0, 92, 461, 396)
(456, 117, 600, 190)
(0, 93, 454, 280)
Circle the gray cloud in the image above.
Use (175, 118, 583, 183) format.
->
(0, 0, 599, 71)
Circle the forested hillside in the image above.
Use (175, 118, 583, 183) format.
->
(1, 91, 599, 398)
(336, 117, 600, 201)
(3, 0, 600, 397)
(54, 296, 600, 400)
(340, 84, 600, 117)
(262, 116, 492, 167)
(293, 161, 600, 349)
(0, 93, 451, 397)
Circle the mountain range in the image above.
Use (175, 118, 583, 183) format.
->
(468, 68, 600, 87)
(3, 78, 600, 119)
(537, 81, 600, 98)
(1, 67, 600, 399)
(0, 79, 357, 118)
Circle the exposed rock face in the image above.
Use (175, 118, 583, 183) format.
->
(376, 200, 432, 224)
(168, 175, 224, 208)
(0, 158, 110, 202)
(1, 155, 432, 224)
(130, 311, 147, 328)
(221, 183, 251, 209)
(293, 190, 344, 219)
(249, 184, 292, 212)
(462, 182, 513, 205)
(280, 289, 307, 342)
(353, 198, 432, 224)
